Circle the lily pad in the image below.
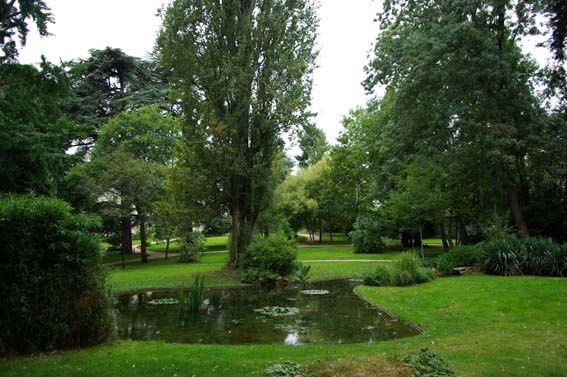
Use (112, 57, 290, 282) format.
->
(301, 289, 330, 295)
(147, 298, 180, 305)
(254, 306, 299, 317)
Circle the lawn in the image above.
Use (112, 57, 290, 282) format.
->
(106, 245, 449, 291)
(2, 274, 566, 376)
(149, 234, 229, 253)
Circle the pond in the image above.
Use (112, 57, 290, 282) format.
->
(115, 279, 419, 345)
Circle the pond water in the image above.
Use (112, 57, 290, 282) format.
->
(115, 279, 419, 345)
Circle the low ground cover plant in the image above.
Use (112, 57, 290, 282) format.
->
(364, 253, 435, 286)
(482, 236, 567, 276)
(241, 234, 297, 284)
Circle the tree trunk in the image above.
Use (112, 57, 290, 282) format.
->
(318, 215, 323, 244)
(140, 218, 148, 263)
(165, 238, 170, 260)
(229, 207, 252, 269)
(328, 209, 333, 242)
(401, 232, 411, 248)
(419, 221, 425, 260)
(458, 217, 468, 245)
(121, 216, 132, 255)
(439, 222, 449, 250)
(508, 183, 529, 237)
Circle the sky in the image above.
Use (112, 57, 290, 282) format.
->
(19, 0, 379, 147)
(18, 1, 550, 148)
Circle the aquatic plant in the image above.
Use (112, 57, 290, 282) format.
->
(147, 298, 180, 305)
(301, 289, 329, 295)
(254, 306, 300, 317)
(292, 262, 311, 286)
(182, 275, 206, 313)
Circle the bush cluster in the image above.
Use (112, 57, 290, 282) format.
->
(482, 236, 567, 276)
(435, 245, 482, 274)
(0, 195, 113, 354)
(241, 234, 297, 284)
(404, 348, 461, 377)
(351, 216, 386, 253)
(264, 361, 304, 377)
(364, 253, 435, 287)
(178, 231, 205, 263)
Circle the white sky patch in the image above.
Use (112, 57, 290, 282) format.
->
(19, 0, 380, 149)
(19, 0, 549, 151)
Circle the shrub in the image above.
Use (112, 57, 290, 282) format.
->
(545, 244, 567, 277)
(364, 253, 434, 287)
(363, 265, 392, 286)
(481, 237, 567, 277)
(404, 348, 460, 377)
(0, 195, 113, 354)
(351, 216, 386, 253)
(264, 361, 304, 377)
(481, 237, 523, 276)
(240, 234, 297, 284)
(178, 232, 205, 263)
(435, 245, 482, 274)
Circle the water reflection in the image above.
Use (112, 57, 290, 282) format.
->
(115, 279, 418, 345)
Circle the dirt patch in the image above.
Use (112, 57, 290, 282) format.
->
(306, 355, 411, 377)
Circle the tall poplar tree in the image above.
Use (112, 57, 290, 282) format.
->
(157, 0, 318, 268)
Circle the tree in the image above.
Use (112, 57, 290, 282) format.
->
(295, 123, 328, 168)
(0, 0, 53, 62)
(0, 62, 76, 195)
(365, 0, 546, 238)
(68, 106, 180, 266)
(157, 0, 318, 268)
(384, 156, 447, 259)
(65, 48, 172, 153)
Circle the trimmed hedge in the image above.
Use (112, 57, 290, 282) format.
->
(0, 195, 112, 354)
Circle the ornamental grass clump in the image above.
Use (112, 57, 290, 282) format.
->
(481, 236, 567, 277)
(364, 253, 434, 287)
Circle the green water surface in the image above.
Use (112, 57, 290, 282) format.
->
(116, 280, 418, 345)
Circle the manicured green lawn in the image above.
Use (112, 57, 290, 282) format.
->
(149, 234, 229, 253)
(107, 253, 237, 291)
(356, 275, 567, 376)
(107, 246, 447, 291)
(318, 233, 352, 244)
(2, 275, 565, 376)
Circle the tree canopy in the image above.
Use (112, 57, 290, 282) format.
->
(157, 0, 318, 267)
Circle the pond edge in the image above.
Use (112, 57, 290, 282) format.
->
(352, 287, 424, 335)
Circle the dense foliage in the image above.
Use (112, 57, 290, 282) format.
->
(0, 63, 75, 195)
(157, 0, 318, 267)
(364, 253, 434, 287)
(351, 216, 386, 253)
(0, 195, 112, 354)
(404, 348, 460, 377)
(482, 237, 567, 276)
(435, 246, 482, 275)
(240, 235, 297, 284)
